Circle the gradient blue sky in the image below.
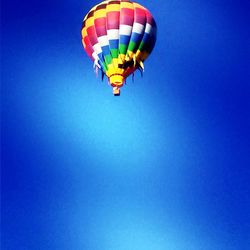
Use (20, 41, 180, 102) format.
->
(2, 0, 250, 249)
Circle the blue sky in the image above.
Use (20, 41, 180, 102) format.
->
(2, 0, 250, 249)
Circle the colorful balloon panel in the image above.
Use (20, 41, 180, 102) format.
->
(81, 0, 157, 95)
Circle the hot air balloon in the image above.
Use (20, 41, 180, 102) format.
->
(81, 0, 157, 95)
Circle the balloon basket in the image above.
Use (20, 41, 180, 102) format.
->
(113, 87, 120, 96)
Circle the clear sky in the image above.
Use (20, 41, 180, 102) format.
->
(2, 0, 250, 249)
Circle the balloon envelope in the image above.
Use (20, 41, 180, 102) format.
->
(81, 0, 157, 95)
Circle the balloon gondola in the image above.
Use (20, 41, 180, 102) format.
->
(81, 0, 157, 95)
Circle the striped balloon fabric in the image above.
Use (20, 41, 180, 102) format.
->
(81, 0, 157, 95)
